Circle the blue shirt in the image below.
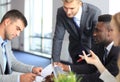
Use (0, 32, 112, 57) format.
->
(0, 37, 7, 72)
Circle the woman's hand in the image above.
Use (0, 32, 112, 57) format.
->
(79, 50, 100, 66)
(79, 50, 106, 73)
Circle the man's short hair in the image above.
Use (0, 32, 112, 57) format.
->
(98, 14, 112, 22)
(1, 9, 27, 27)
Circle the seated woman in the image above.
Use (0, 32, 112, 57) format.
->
(80, 12, 120, 82)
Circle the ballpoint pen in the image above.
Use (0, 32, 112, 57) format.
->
(77, 54, 91, 62)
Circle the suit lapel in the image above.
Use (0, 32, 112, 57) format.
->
(105, 45, 119, 64)
(106, 46, 116, 60)
(80, 3, 88, 32)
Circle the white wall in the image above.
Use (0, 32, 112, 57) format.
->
(109, 0, 120, 15)
(82, 0, 109, 14)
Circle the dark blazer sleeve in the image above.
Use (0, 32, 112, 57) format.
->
(80, 46, 120, 82)
(52, 8, 66, 62)
(70, 63, 97, 74)
(105, 46, 120, 76)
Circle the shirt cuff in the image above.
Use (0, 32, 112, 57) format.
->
(99, 69, 117, 82)
(18, 75, 20, 82)
(31, 66, 34, 73)
(68, 65, 71, 71)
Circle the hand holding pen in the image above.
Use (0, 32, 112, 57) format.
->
(81, 50, 106, 74)
(77, 52, 91, 62)
(78, 50, 101, 66)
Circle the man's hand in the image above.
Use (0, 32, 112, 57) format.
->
(32, 67, 43, 75)
(54, 62, 70, 72)
(20, 73, 36, 82)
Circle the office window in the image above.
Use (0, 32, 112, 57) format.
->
(24, 0, 53, 58)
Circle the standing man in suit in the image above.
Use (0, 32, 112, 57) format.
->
(0, 9, 42, 82)
(79, 14, 120, 82)
(52, 0, 101, 73)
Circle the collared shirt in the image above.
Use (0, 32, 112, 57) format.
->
(0, 37, 7, 72)
(105, 41, 114, 56)
(73, 6, 82, 27)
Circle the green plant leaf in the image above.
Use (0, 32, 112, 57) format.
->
(54, 72, 82, 82)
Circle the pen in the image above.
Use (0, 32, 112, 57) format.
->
(77, 54, 91, 62)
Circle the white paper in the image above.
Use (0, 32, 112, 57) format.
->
(34, 64, 65, 82)
(34, 64, 53, 82)
(41, 64, 53, 77)
(34, 76, 44, 82)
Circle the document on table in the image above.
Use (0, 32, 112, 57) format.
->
(34, 64, 65, 82)
(34, 64, 53, 82)
(41, 64, 53, 77)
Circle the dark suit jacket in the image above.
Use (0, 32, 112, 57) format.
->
(52, 2, 101, 73)
(80, 44, 120, 82)
(97, 45, 119, 76)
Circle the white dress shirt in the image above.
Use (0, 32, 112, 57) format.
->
(73, 6, 82, 27)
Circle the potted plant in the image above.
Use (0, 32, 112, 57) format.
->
(54, 72, 82, 82)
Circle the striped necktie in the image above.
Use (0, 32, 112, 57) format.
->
(73, 17, 80, 27)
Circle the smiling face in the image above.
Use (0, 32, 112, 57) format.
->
(63, 0, 81, 18)
(4, 18, 25, 40)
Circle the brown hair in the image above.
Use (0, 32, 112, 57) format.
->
(113, 12, 120, 32)
(1, 9, 27, 27)
(112, 12, 120, 46)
